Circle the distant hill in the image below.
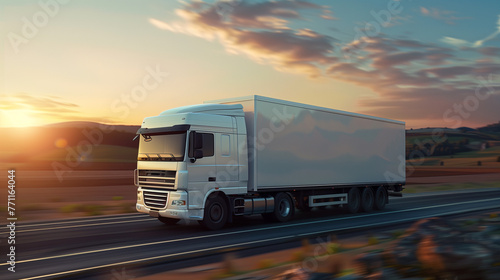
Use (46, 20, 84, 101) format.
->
(405, 121, 500, 160)
(0, 122, 140, 170)
(478, 121, 500, 133)
(44, 121, 140, 134)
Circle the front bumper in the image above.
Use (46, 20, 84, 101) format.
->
(136, 189, 203, 221)
(136, 203, 203, 221)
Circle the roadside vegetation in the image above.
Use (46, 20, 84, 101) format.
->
(404, 181, 500, 194)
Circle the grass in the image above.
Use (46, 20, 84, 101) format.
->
(404, 181, 500, 194)
(367, 236, 379, 246)
(326, 242, 341, 254)
(407, 146, 500, 167)
(257, 259, 276, 270)
(21, 204, 47, 211)
(59, 203, 84, 213)
(117, 202, 136, 213)
(392, 230, 405, 239)
(59, 203, 105, 216)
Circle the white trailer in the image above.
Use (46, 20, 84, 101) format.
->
(134, 95, 405, 230)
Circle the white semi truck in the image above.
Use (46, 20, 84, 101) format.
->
(134, 96, 405, 230)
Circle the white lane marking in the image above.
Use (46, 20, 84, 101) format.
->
(2, 218, 156, 234)
(0, 214, 145, 232)
(16, 213, 144, 228)
(21, 203, 500, 280)
(3, 196, 500, 267)
(19, 236, 287, 280)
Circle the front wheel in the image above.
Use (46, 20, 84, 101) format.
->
(200, 195, 228, 230)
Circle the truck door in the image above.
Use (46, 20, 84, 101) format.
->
(216, 133, 239, 187)
(187, 131, 216, 209)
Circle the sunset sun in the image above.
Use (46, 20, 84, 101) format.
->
(0, 109, 46, 128)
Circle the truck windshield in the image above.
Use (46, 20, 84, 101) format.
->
(138, 132, 186, 161)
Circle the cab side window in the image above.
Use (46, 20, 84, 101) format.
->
(200, 133, 214, 157)
(189, 132, 214, 157)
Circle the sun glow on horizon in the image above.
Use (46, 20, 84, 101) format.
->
(0, 109, 49, 127)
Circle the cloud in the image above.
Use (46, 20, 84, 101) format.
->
(441, 36, 471, 47)
(0, 94, 117, 126)
(149, 1, 336, 77)
(478, 46, 500, 56)
(419, 6, 469, 25)
(442, 14, 500, 48)
(419, 66, 473, 79)
(0, 94, 79, 113)
(359, 86, 500, 128)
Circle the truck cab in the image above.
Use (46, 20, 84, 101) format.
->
(134, 104, 248, 228)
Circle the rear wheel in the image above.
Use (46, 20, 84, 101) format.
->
(158, 217, 180, 225)
(200, 195, 228, 230)
(374, 186, 387, 210)
(360, 188, 374, 212)
(263, 192, 294, 222)
(346, 187, 360, 214)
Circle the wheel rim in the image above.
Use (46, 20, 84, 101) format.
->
(209, 203, 223, 223)
(279, 199, 291, 217)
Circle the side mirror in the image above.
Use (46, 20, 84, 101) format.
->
(190, 131, 203, 150)
(194, 149, 203, 159)
(190, 150, 204, 163)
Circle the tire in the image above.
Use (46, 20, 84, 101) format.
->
(264, 192, 294, 222)
(360, 188, 374, 212)
(346, 187, 360, 214)
(158, 217, 180, 225)
(374, 186, 387, 210)
(200, 195, 228, 230)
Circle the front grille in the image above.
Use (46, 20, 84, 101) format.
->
(138, 170, 176, 189)
(143, 188, 169, 209)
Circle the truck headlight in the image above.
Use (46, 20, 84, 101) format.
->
(171, 200, 186, 206)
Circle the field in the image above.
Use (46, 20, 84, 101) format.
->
(407, 146, 500, 167)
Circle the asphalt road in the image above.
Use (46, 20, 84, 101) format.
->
(2, 188, 500, 280)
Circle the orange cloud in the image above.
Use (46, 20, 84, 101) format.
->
(149, 1, 336, 77)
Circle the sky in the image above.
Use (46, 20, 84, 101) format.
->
(1, 0, 500, 129)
